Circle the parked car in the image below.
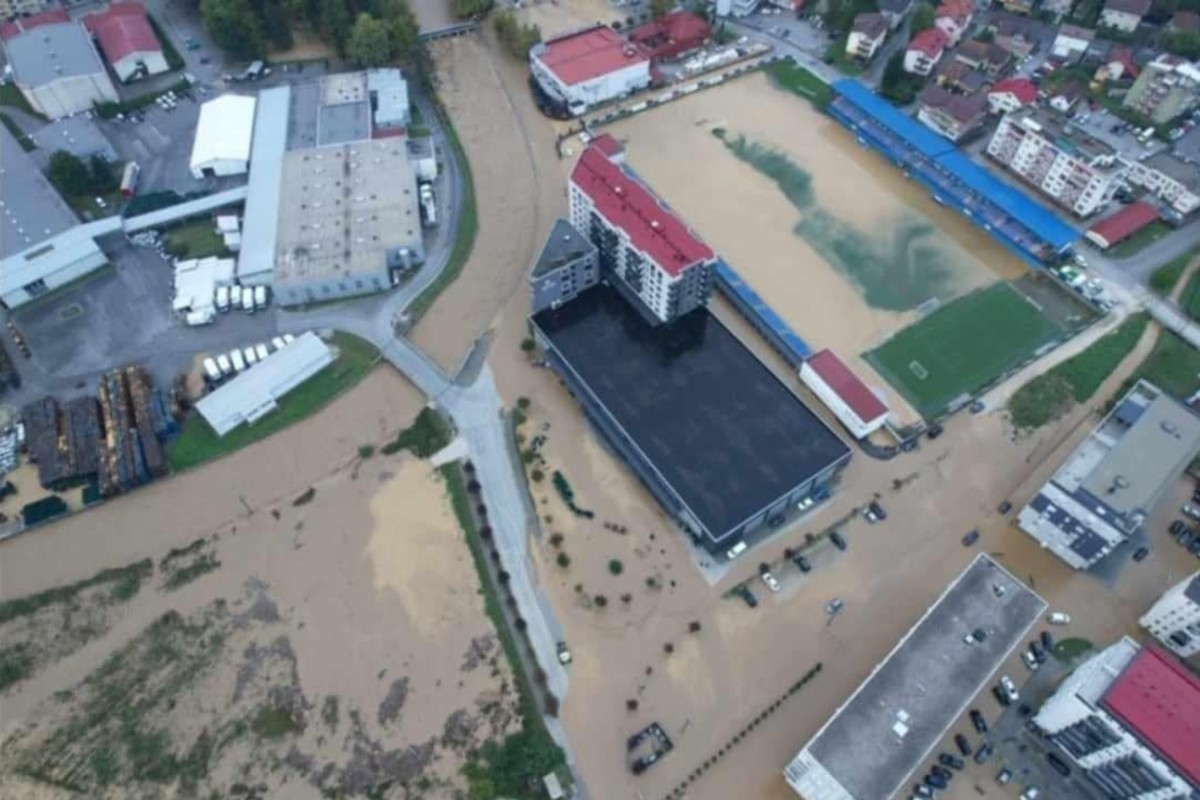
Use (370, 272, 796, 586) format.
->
(726, 541, 748, 560)
(974, 742, 994, 764)
(926, 423, 944, 439)
(926, 772, 947, 790)
(954, 733, 972, 757)
(737, 586, 758, 609)
(970, 709, 988, 734)
(829, 530, 847, 551)
(962, 529, 980, 547)
(1040, 631, 1054, 652)
(1172, 519, 1188, 535)
(993, 686, 1011, 706)
(913, 785, 934, 799)
(1022, 650, 1039, 670)
(1183, 503, 1200, 521)
(998, 500, 1012, 514)
(761, 570, 781, 593)
(869, 501, 887, 521)
(996, 767, 1013, 785)
(1133, 546, 1150, 562)
(931, 764, 953, 782)
(792, 553, 812, 573)
(1047, 752, 1071, 777)
(1030, 641, 1047, 664)
(1021, 786, 1041, 800)
(1048, 612, 1071, 625)
(1000, 675, 1019, 702)
(939, 753, 965, 770)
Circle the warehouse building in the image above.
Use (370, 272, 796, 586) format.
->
(800, 350, 889, 440)
(529, 25, 652, 117)
(986, 106, 1127, 217)
(1033, 638, 1200, 798)
(1018, 380, 1200, 570)
(1140, 573, 1200, 659)
(83, 2, 166, 82)
(272, 140, 422, 306)
(196, 332, 334, 437)
(189, 94, 257, 179)
(1085, 201, 1161, 249)
(0, 123, 80, 257)
(529, 218, 599, 314)
(1, 10, 118, 119)
(31, 115, 117, 162)
(236, 85, 289, 286)
(784, 555, 1045, 800)
(828, 80, 1077, 264)
(366, 68, 409, 130)
(568, 136, 715, 326)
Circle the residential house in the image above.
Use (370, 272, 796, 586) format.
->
(988, 77, 1038, 114)
(847, 12, 889, 61)
(917, 85, 989, 141)
(1041, 0, 1075, 20)
(1099, 0, 1151, 33)
(878, 0, 914, 30)
(1124, 54, 1200, 124)
(1095, 46, 1139, 83)
(936, 59, 991, 93)
(1052, 23, 1095, 62)
(1125, 152, 1200, 216)
(1049, 81, 1085, 112)
(905, 27, 950, 76)
(955, 39, 1014, 76)
(998, 0, 1037, 16)
(987, 12, 1045, 59)
(934, 0, 974, 46)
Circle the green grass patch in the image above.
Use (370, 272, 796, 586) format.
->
(440, 464, 566, 798)
(380, 407, 453, 458)
(1106, 220, 1172, 258)
(0, 644, 35, 692)
(406, 108, 477, 323)
(1122, 329, 1200, 400)
(866, 283, 1064, 418)
(166, 332, 379, 472)
(164, 219, 228, 259)
(0, 113, 35, 151)
(0, 559, 153, 625)
(250, 705, 301, 739)
(1149, 249, 1197, 296)
(161, 554, 221, 591)
(764, 59, 832, 108)
(1053, 637, 1093, 664)
(1008, 313, 1150, 430)
(0, 83, 40, 117)
(1178, 269, 1200, 322)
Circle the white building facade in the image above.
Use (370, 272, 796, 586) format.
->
(1126, 154, 1200, 216)
(986, 107, 1127, 216)
(799, 350, 888, 439)
(529, 26, 652, 116)
(1140, 574, 1200, 658)
(189, 94, 257, 179)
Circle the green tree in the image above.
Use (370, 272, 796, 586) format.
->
(493, 9, 541, 59)
(452, 0, 493, 18)
(909, 1, 935, 33)
(262, 2, 294, 50)
(48, 151, 93, 196)
(321, 0, 354, 55)
(88, 154, 117, 192)
(347, 12, 392, 65)
(824, 0, 877, 34)
(879, 50, 918, 103)
(200, 0, 265, 59)
(650, 0, 674, 18)
(1164, 29, 1200, 58)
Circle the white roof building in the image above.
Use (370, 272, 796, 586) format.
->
(195, 332, 335, 437)
(172, 256, 236, 315)
(367, 68, 409, 129)
(190, 94, 257, 180)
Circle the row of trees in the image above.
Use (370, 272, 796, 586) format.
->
(494, 9, 541, 60)
(48, 151, 118, 198)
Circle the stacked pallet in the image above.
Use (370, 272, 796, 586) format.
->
(21, 397, 101, 490)
(125, 367, 167, 480)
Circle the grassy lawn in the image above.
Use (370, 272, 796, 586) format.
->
(1122, 329, 1200, 400)
(1178, 268, 1200, 322)
(0, 113, 35, 151)
(1053, 637, 1093, 665)
(866, 283, 1063, 418)
(1008, 313, 1150, 430)
(1106, 220, 1172, 258)
(165, 219, 228, 259)
(406, 110, 477, 323)
(1149, 248, 1198, 296)
(764, 59, 833, 108)
(166, 333, 380, 471)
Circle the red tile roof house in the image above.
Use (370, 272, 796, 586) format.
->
(904, 27, 950, 76)
(987, 77, 1038, 114)
(84, 2, 167, 83)
(1085, 201, 1160, 249)
(627, 11, 711, 62)
(934, 0, 974, 45)
(800, 350, 889, 439)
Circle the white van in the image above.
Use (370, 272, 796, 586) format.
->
(216, 353, 232, 375)
(229, 349, 247, 372)
(202, 357, 221, 383)
(231, 285, 243, 307)
(254, 285, 268, 310)
(243, 346, 258, 366)
(726, 541, 748, 560)
(215, 285, 230, 312)
(242, 290, 255, 313)
(254, 343, 270, 361)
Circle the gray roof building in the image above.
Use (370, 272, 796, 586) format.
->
(784, 555, 1046, 800)
(367, 68, 409, 130)
(1019, 380, 1200, 569)
(2, 16, 117, 118)
(0, 122, 79, 258)
(31, 115, 117, 162)
(237, 85, 290, 286)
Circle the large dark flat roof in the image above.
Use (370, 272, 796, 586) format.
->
(532, 286, 849, 541)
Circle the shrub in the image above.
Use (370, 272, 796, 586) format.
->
(467, 480, 481, 493)
(594, 594, 608, 608)
(544, 694, 560, 716)
(515, 617, 527, 631)
(621, 593, 632, 604)
(516, 396, 531, 410)
(357, 444, 376, 459)
(530, 469, 545, 482)
(479, 525, 493, 539)
(476, 504, 487, 517)
(608, 558, 624, 575)
(689, 621, 702, 633)
(520, 338, 536, 354)
(497, 571, 510, 583)
(556, 552, 571, 568)
(548, 532, 564, 547)
(663, 642, 674, 654)
(626, 698, 639, 711)
(292, 487, 317, 506)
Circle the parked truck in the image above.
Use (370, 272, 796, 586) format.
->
(253, 285, 268, 310)
(418, 182, 438, 228)
(216, 353, 232, 376)
(242, 289, 255, 313)
(202, 357, 221, 383)
(229, 349, 246, 372)
(215, 285, 230, 312)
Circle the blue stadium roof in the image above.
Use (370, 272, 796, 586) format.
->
(936, 152, 1078, 250)
(833, 79, 954, 159)
(832, 79, 1078, 251)
(715, 259, 812, 362)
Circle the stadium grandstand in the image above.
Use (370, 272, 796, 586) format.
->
(713, 259, 812, 368)
(828, 79, 1078, 265)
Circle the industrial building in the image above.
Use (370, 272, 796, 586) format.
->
(189, 94, 257, 180)
(827, 80, 1078, 264)
(272, 139, 422, 306)
(0, 10, 118, 119)
(1085, 201, 1161, 249)
(236, 85, 289, 286)
(196, 332, 335, 437)
(800, 350, 889, 440)
(528, 218, 599, 314)
(1033, 638, 1200, 798)
(31, 114, 117, 162)
(83, 2, 166, 82)
(784, 555, 1046, 800)
(1124, 54, 1200, 125)
(568, 136, 715, 325)
(1126, 152, 1200, 217)
(1018, 380, 1200, 570)
(1140, 573, 1200, 659)
(529, 25, 652, 117)
(986, 106, 1127, 217)
(532, 285, 849, 554)
(366, 68, 409, 130)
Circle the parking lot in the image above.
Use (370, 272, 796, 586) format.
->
(97, 97, 212, 196)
